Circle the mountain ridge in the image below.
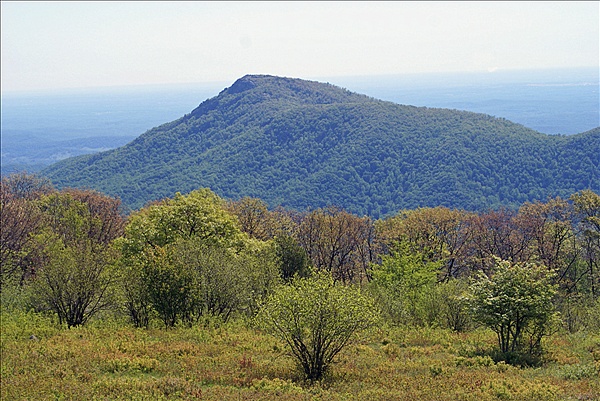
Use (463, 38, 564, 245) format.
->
(42, 75, 599, 217)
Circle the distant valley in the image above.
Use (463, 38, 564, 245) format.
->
(1, 82, 225, 173)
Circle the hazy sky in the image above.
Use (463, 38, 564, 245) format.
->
(2, 1, 598, 93)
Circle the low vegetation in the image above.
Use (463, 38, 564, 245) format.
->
(1, 173, 599, 399)
(2, 312, 599, 400)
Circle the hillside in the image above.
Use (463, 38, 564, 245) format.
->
(42, 75, 599, 217)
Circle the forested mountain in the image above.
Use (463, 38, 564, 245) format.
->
(42, 75, 599, 217)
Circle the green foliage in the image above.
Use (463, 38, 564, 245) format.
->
(467, 258, 559, 363)
(238, 239, 282, 316)
(19, 190, 124, 328)
(117, 188, 244, 326)
(139, 237, 279, 327)
(432, 278, 473, 332)
(28, 231, 119, 327)
(256, 271, 381, 381)
(140, 245, 198, 328)
(274, 235, 311, 281)
(42, 75, 600, 217)
(557, 294, 600, 333)
(5, 170, 600, 398)
(172, 238, 280, 321)
(120, 189, 244, 255)
(118, 254, 153, 328)
(369, 241, 441, 326)
(117, 189, 279, 327)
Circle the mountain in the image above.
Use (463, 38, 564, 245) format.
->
(42, 75, 599, 217)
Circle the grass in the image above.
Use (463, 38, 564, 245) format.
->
(1, 311, 598, 400)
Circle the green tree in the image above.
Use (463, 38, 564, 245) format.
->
(29, 232, 119, 328)
(433, 278, 472, 332)
(274, 235, 311, 281)
(120, 189, 243, 255)
(256, 272, 380, 381)
(118, 189, 244, 326)
(119, 255, 152, 328)
(24, 191, 123, 327)
(369, 241, 441, 326)
(118, 189, 279, 327)
(140, 245, 198, 328)
(172, 238, 280, 321)
(241, 240, 282, 315)
(467, 258, 558, 363)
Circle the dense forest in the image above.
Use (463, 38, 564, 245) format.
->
(2, 173, 599, 398)
(42, 75, 600, 217)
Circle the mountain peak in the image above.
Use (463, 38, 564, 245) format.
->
(217, 74, 373, 107)
(226, 75, 259, 94)
(42, 75, 599, 215)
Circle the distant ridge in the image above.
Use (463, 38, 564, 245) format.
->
(42, 75, 599, 217)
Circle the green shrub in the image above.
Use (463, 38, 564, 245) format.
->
(467, 258, 559, 364)
(256, 271, 381, 381)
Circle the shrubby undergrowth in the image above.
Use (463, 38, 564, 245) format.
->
(1, 173, 599, 395)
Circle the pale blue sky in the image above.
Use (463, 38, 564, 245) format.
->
(1, 1, 598, 93)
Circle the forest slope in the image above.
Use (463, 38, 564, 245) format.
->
(42, 75, 599, 216)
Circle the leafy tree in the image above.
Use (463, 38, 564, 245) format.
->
(119, 256, 152, 328)
(467, 258, 558, 363)
(118, 189, 245, 325)
(118, 189, 279, 327)
(22, 191, 124, 327)
(120, 189, 243, 255)
(171, 238, 280, 322)
(274, 235, 311, 281)
(28, 231, 119, 328)
(140, 245, 198, 328)
(240, 240, 282, 315)
(369, 241, 441, 325)
(256, 272, 380, 381)
(432, 278, 472, 332)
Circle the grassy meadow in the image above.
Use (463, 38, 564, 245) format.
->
(2, 310, 598, 401)
(2, 177, 599, 400)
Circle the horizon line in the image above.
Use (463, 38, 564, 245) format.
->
(2, 65, 598, 97)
